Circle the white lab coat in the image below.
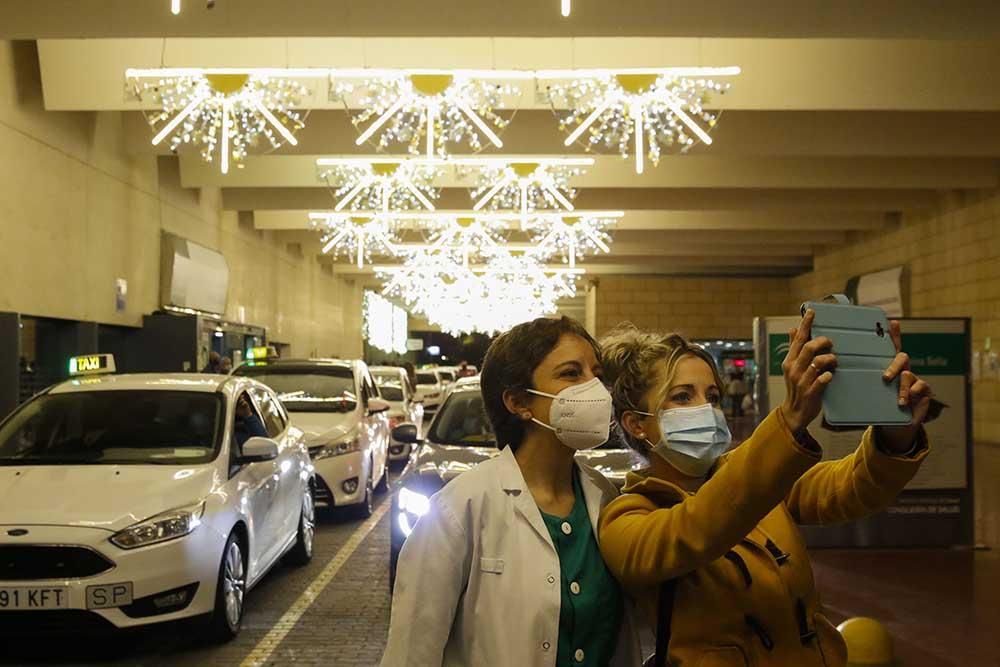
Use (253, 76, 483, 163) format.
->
(381, 446, 642, 667)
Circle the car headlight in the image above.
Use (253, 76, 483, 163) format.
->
(309, 438, 361, 460)
(110, 501, 206, 550)
(397, 487, 431, 538)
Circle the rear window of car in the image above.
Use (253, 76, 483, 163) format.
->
(378, 384, 404, 401)
(428, 391, 496, 448)
(236, 366, 357, 413)
(416, 373, 437, 385)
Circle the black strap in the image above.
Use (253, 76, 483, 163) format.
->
(653, 578, 677, 667)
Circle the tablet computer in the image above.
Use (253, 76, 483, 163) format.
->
(800, 295, 911, 427)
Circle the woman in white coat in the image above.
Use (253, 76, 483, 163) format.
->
(381, 316, 641, 667)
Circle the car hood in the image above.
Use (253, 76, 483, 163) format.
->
(405, 443, 500, 483)
(0, 464, 218, 533)
(290, 412, 356, 446)
(575, 449, 643, 489)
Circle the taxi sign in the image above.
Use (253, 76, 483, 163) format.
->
(68, 354, 116, 376)
(246, 346, 278, 361)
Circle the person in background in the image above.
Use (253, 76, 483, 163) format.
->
(233, 394, 267, 448)
(456, 360, 476, 378)
(597, 314, 932, 666)
(402, 361, 418, 390)
(382, 316, 640, 667)
(202, 351, 221, 373)
(727, 371, 748, 417)
(219, 356, 233, 374)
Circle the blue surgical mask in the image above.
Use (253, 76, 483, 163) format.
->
(636, 403, 732, 477)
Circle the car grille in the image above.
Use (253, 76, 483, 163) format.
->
(0, 545, 115, 581)
(314, 477, 335, 507)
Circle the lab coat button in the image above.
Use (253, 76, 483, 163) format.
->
(570, 581, 581, 595)
(575, 648, 585, 662)
(561, 521, 572, 535)
(542, 641, 551, 651)
(547, 574, 556, 584)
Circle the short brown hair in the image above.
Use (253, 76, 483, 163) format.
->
(481, 316, 599, 451)
(600, 323, 723, 457)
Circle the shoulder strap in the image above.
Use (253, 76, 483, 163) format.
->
(654, 578, 678, 667)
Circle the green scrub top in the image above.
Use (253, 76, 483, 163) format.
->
(540, 471, 624, 666)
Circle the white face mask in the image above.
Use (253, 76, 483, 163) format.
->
(527, 377, 613, 451)
(636, 403, 732, 477)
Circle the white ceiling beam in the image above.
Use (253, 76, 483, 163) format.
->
(178, 153, 998, 189)
(38, 37, 1000, 111)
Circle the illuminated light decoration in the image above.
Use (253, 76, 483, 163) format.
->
(459, 157, 593, 222)
(309, 212, 400, 269)
(127, 68, 321, 174)
(561, 0, 571, 16)
(377, 249, 582, 336)
(539, 67, 740, 174)
(316, 157, 442, 213)
(525, 211, 621, 267)
(171, 0, 181, 14)
(333, 69, 530, 158)
(363, 290, 408, 355)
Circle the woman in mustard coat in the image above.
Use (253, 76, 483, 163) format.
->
(598, 310, 933, 667)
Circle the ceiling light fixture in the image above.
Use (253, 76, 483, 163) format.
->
(310, 212, 400, 269)
(316, 157, 443, 213)
(525, 211, 620, 267)
(127, 68, 322, 174)
(458, 157, 593, 221)
(561, 0, 571, 17)
(540, 67, 740, 174)
(333, 69, 529, 158)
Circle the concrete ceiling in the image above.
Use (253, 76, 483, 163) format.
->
(11, 10, 1000, 278)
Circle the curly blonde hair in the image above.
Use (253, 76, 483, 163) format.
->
(600, 322, 724, 457)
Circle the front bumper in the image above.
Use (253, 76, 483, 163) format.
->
(0, 523, 227, 630)
(312, 451, 368, 507)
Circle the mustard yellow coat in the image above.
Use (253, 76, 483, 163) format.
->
(598, 409, 928, 667)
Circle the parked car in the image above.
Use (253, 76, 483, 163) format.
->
(387, 380, 641, 588)
(0, 357, 315, 641)
(412, 370, 444, 416)
(234, 358, 390, 518)
(370, 366, 424, 462)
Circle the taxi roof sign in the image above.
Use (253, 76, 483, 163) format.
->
(69, 354, 116, 376)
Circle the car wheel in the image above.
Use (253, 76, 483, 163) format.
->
(353, 470, 374, 519)
(286, 486, 315, 567)
(205, 531, 246, 642)
(375, 458, 390, 494)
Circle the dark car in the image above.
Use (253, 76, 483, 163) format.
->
(388, 381, 642, 588)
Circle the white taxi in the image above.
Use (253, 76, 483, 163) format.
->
(0, 356, 315, 640)
(234, 358, 391, 518)
(370, 366, 424, 462)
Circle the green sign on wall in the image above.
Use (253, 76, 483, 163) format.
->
(767, 332, 966, 376)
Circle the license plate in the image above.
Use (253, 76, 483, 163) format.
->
(0, 586, 69, 610)
(86, 582, 133, 610)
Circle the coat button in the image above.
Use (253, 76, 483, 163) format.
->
(574, 648, 585, 662)
(547, 574, 556, 584)
(542, 641, 551, 651)
(570, 581, 581, 595)
(561, 522, 572, 535)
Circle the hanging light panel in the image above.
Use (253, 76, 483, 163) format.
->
(540, 67, 740, 174)
(309, 212, 400, 269)
(127, 68, 319, 174)
(317, 158, 443, 213)
(333, 69, 528, 158)
(459, 157, 593, 221)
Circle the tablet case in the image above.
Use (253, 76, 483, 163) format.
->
(800, 294, 912, 426)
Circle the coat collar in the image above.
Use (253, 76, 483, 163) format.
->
(497, 446, 612, 548)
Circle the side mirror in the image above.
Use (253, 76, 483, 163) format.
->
(392, 423, 420, 444)
(238, 437, 279, 463)
(368, 397, 391, 414)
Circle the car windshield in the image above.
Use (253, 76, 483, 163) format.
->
(376, 383, 404, 402)
(427, 391, 496, 448)
(236, 367, 357, 413)
(0, 390, 223, 466)
(416, 373, 437, 386)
